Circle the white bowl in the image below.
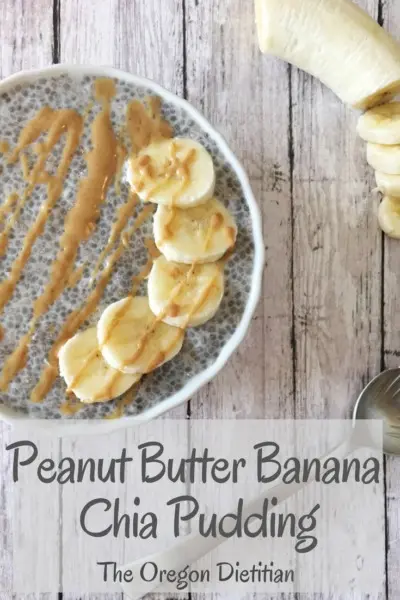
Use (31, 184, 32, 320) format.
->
(0, 65, 264, 433)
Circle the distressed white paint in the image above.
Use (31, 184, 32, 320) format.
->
(0, 2, 55, 600)
(1, 0, 399, 598)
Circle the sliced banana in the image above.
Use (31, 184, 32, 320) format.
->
(148, 256, 224, 328)
(357, 103, 400, 145)
(255, 0, 400, 109)
(127, 138, 215, 208)
(98, 296, 184, 374)
(378, 196, 400, 239)
(367, 143, 400, 176)
(375, 172, 400, 198)
(154, 197, 237, 264)
(58, 327, 140, 404)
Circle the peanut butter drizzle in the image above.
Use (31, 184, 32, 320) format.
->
(147, 338, 177, 372)
(66, 285, 135, 394)
(9, 106, 55, 164)
(0, 193, 18, 225)
(60, 393, 84, 416)
(131, 238, 160, 296)
(203, 211, 225, 251)
(115, 143, 127, 196)
(67, 264, 86, 289)
(101, 258, 212, 374)
(89, 94, 171, 287)
(33, 81, 118, 318)
(92, 370, 122, 403)
(160, 207, 176, 242)
(0, 234, 8, 257)
(0, 80, 118, 391)
(0, 322, 35, 391)
(147, 96, 173, 139)
(145, 237, 161, 259)
(66, 347, 99, 393)
(0, 109, 60, 255)
(0, 325, 4, 342)
(226, 226, 236, 246)
(121, 263, 197, 368)
(184, 274, 219, 326)
(0, 110, 84, 315)
(1, 86, 204, 410)
(0, 140, 9, 154)
(102, 297, 133, 349)
(90, 193, 138, 283)
(20, 153, 30, 180)
(168, 303, 180, 318)
(105, 385, 137, 420)
(134, 143, 197, 205)
(126, 97, 172, 153)
(128, 265, 219, 373)
(31, 204, 155, 403)
(120, 203, 155, 247)
(0, 231, 8, 258)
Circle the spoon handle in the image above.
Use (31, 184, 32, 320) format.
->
(120, 438, 354, 599)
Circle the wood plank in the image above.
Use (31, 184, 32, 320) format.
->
(59, 2, 186, 599)
(185, 1, 293, 598)
(0, 2, 55, 600)
(291, 0, 382, 418)
(60, 0, 183, 93)
(0, 0, 53, 78)
(290, 0, 384, 595)
(380, 3, 400, 598)
(185, 0, 293, 418)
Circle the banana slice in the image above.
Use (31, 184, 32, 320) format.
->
(58, 327, 140, 404)
(378, 196, 400, 239)
(357, 103, 400, 145)
(255, 0, 400, 109)
(367, 143, 400, 176)
(154, 198, 237, 264)
(375, 172, 400, 198)
(148, 256, 224, 328)
(127, 138, 215, 208)
(98, 296, 184, 374)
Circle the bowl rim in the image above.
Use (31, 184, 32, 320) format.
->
(0, 64, 264, 434)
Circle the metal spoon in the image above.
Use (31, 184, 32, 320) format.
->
(353, 366, 400, 455)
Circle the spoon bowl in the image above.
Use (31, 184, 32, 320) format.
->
(353, 367, 400, 455)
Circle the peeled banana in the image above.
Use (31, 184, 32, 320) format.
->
(127, 138, 215, 208)
(378, 196, 400, 239)
(376, 171, 400, 198)
(148, 256, 224, 328)
(58, 327, 140, 403)
(154, 198, 237, 264)
(255, 0, 400, 109)
(357, 103, 400, 145)
(98, 296, 185, 375)
(367, 143, 400, 176)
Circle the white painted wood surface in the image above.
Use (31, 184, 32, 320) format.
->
(0, 3, 56, 600)
(0, 0, 398, 598)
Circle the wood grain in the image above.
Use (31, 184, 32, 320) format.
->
(0, 0, 53, 78)
(291, 0, 382, 420)
(381, 2, 400, 598)
(0, 0, 398, 597)
(185, 0, 293, 419)
(61, 0, 183, 94)
(0, 2, 54, 600)
(291, 0, 385, 595)
(185, 0, 294, 598)
(59, 2, 186, 599)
